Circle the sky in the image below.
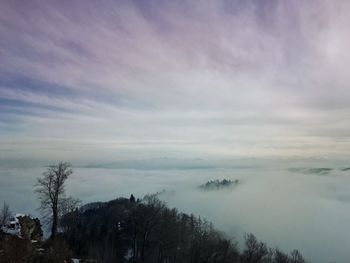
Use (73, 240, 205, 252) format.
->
(1, 0, 350, 163)
(2, 2, 350, 262)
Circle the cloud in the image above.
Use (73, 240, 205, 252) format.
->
(1, 0, 350, 160)
(2, 160, 350, 262)
(2, 2, 350, 261)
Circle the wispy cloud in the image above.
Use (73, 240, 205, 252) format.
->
(1, 0, 350, 161)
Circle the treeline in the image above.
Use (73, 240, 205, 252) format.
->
(199, 179, 239, 190)
(1, 162, 308, 262)
(61, 195, 307, 263)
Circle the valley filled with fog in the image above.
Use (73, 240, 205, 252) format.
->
(2, 0, 350, 262)
(2, 158, 350, 263)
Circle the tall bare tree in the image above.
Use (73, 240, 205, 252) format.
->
(35, 161, 73, 239)
(0, 201, 11, 226)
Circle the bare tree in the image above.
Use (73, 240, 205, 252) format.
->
(241, 233, 271, 263)
(35, 161, 73, 239)
(0, 201, 11, 226)
(290, 250, 306, 263)
(59, 196, 81, 218)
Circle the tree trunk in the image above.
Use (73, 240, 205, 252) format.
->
(141, 231, 148, 262)
(51, 206, 58, 239)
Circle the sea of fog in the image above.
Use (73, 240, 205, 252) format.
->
(1, 158, 350, 263)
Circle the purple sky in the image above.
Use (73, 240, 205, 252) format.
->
(1, 0, 350, 162)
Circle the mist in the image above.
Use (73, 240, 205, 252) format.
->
(1, 0, 350, 262)
(1, 158, 350, 262)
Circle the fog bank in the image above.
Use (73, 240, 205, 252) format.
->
(1, 158, 350, 262)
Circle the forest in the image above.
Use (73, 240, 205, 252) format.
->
(0, 195, 307, 263)
(0, 163, 307, 263)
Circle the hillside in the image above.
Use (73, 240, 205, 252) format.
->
(61, 195, 307, 263)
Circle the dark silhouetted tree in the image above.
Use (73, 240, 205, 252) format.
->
(241, 233, 271, 263)
(35, 161, 73, 239)
(290, 250, 306, 263)
(273, 249, 290, 263)
(0, 201, 11, 226)
(130, 194, 136, 203)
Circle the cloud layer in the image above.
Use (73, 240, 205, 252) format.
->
(1, 0, 350, 161)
